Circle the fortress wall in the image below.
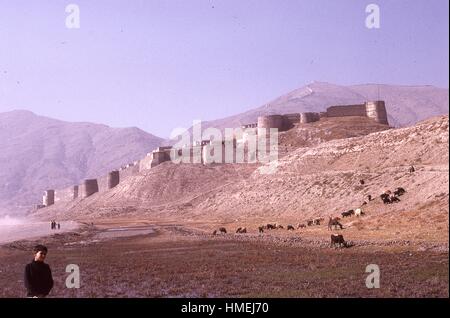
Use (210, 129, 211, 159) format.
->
(283, 113, 301, 129)
(119, 163, 140, 179)
(184, 146, 203, 164)
(242, 127, 257, 144)
(38, 100, 390, 205)
(139, 154, 153, 172)
(326, 104, 367, 117)
(202, 141, 225, 164)
(55, 186, 76, 203)
(202, 140, 237, 164)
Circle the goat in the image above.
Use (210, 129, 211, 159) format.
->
(330, 234, 347, 248)
(355, 208, 365, 217)
(328, 217, 343, 231)
(341, 210, 354, 218)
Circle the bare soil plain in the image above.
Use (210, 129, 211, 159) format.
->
(0, 220, 447, 298)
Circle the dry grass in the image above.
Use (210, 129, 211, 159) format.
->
(0, 224, 447, 298)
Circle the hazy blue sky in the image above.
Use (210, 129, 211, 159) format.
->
(0, 0, 448, 137)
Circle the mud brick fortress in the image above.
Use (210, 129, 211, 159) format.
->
(38, 101, 388, 208)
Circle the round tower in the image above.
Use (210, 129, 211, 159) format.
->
(365, 101, 389, 125)
(82, 179, 99, 198)
(107, 171, 120, 189)
(72, 185, 79, 199)
(257, 115, 284, 135)
(43, 190, 55, 206)
(300, 112, 320, 124)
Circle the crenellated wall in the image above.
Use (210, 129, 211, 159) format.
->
(326, 104, 367, 117)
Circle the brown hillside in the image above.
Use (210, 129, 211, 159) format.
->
(36, 116, 449, 243)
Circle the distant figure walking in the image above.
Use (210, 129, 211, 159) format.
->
(24, 245, 54, 298)
(57, 223, 60, 230)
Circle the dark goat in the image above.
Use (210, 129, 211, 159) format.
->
(394, 187, 406, 197)
(330, 234, 347, 248)
(341, 210, 354, 218)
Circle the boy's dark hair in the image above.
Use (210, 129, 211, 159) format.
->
(33, 245, 48, 254)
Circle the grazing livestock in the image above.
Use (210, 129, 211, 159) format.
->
(307, 220, 314, 226)
(409, 166, 415, 173)
(381, 192, 401, 204)
(328, 217, 343, 231)
(341, 210, 354, 218)
(266, 224, 276, 230)
(394, 187, 406, 197)
(258, 226, 264, 233)
(236, 227, 247, 234)
(330, 234, 347, 248)
(355, 208, 365, 217)
(219, 227, 227, 234)
(381, 193, 391, 204)
(361, 201, 368, 206)
(297, 224, 306, 229)
(313, 219, 321, 226)
(367, 194, 372, 201)
(277, 225, 284, 229)
(287, 225, 295, 231)
(212, 230, 217, 236)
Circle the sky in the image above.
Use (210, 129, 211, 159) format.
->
(0, 0, 448, 137)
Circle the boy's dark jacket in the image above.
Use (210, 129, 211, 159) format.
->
(24, 260, 54, 297)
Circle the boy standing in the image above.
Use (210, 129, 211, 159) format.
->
(24, 245, 54, 297)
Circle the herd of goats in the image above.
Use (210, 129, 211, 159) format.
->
(212, 187, 407, 248)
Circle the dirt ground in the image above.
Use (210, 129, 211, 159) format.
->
(0, 219, 447, 298)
